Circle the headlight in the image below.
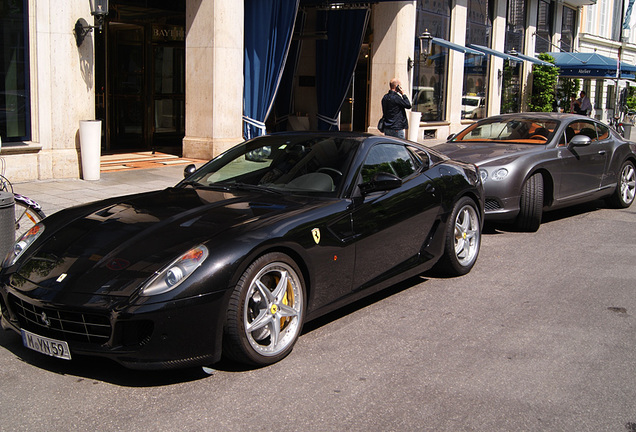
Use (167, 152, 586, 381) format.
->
(3, 224, 44, 267)
(479, 169, 488, 182)
(140, 245, 209, 296)
(491, 168, 509, 181)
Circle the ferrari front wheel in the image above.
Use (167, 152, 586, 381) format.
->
(223, 253, 306, 366)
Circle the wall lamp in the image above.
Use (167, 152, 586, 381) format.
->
(418, 29, 433, 61)
(507, 49, 520, 68)
(74, 0, 109, 47)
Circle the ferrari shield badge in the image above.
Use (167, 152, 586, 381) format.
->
(311, 228, 321, 244)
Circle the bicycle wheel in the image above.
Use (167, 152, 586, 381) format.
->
(15, 200, 45, 239)
(0, 174, 12, 193)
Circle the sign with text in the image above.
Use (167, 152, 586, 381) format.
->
(152, 25, 185, 42)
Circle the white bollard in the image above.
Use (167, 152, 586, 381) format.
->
(408, 111, 422, 142)
(79, 120, 102, 181)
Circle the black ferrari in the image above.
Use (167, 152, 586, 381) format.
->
(1, 133, 483, 369)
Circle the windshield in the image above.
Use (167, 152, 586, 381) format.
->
(453, 118, 560, 144)
(183, 135, 362, 195)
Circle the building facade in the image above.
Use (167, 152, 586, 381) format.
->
(1, 0, 632, 183)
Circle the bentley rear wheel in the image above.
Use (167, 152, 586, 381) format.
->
(223, 253, 306, 366)
(608, 160, 635, 209)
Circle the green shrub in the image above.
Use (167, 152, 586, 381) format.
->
(528, 53, 560, 112)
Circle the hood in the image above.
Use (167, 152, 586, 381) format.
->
(434, 141, 541, 166)
(11, 187, 309, 298)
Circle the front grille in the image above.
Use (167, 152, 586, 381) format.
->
(484, 198, 502, 211)
(8, 294, 111, 344)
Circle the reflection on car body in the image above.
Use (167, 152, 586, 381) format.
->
(1, 132, 484, 369)
(436, 113, 636, 231)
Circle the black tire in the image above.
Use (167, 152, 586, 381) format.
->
(607, 160, 635, 209)
(436, 196, 481, 276)
(14, 200, 45, 239)
(223, 252, 306, 366)
(515, 173, 543, 232)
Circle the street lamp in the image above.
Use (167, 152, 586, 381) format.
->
(418, 30, 433, 61)
(74, 0, 109, 47)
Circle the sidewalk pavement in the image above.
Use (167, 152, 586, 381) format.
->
(13, 164, 188, 217)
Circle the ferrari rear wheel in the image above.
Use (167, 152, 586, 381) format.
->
(223, 253, 306, 366)
(607, 160, 635, 209)
(515, 173, 543, 232)
(436, 196, 481, 276)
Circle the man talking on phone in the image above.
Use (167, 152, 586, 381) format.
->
(381, 78, 411, 139)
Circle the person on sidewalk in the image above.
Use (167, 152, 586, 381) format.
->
(577, 91, 592, 116)
(381, 78, 411, 139)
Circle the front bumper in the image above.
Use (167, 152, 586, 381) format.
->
(483, 195, 521, 221)
(0, 286, 228, 370)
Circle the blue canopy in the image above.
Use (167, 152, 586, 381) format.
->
(243, 0, 300, 139)
(432, 38, 484, 56)
(548, 52, 636, 79)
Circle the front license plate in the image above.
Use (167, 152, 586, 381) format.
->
(21, 329, 72, 360)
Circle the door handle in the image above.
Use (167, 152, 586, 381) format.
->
(598, 150, 606, 155)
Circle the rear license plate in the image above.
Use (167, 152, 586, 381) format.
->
(21, 329, 72, 360)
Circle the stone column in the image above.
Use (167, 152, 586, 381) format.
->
(522, 0, 539, 112)
(183, 0, 244, 160)
(488, 0, 508, 116)
(368, 1, 417, 134)
(447, 0, 467, 133)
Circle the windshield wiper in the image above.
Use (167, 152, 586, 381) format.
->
(226, 182, 284, 195)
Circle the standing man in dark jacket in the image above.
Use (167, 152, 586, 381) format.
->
(381, 78, 411, 139)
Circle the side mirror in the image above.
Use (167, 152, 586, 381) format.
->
(183, 164, 197, 178)
(569, 135, 592, 147)
(359, 172, 402, 194)
(447, 133, 457, 141)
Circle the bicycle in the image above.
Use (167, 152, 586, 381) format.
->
(609, 107, 636, 139)
(0, 157, 46, 239)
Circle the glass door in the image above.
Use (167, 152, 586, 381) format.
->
(152, 44, 185, 149)
(108, 23, 146, 151)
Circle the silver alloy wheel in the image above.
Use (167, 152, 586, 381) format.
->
(243, 261, 303, 357)
(454, 204, 480, 267)
(620, 163, 636, 205)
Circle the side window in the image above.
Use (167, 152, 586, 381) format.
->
(595, 122, 609, 141)
(361, 144, 417, 183)
(572, 120, 598, 141)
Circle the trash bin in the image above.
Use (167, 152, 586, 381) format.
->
(623, 124, 634, 141)
(408, 111, 422, 142)
(79, 120, 102, 181)
(0, 191, 15, 260)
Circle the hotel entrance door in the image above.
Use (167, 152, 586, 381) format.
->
(100, 21, 185, 153)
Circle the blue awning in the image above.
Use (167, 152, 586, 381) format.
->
(468, 44, 524, 62)
(548, 52, 636, 79)
(509, 52, 553, 66)
(431, 38, 484, 56)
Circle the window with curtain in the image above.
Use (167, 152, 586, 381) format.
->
(502, 0, 526, 114)
(560, 6, 576, 52)
(463, 0, 491, 120)
(0, 0, 30, 143)
(535, 0, 553, 54)
(413, 0, 451, 121)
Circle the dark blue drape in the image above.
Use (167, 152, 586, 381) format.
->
(315, 9, 369, 131)
(273, 10, 306, 132)
(244, 0, 299, 139)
